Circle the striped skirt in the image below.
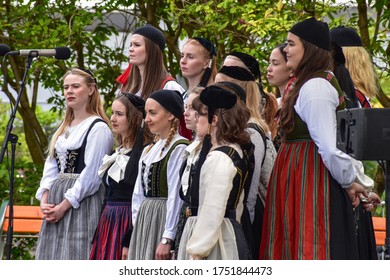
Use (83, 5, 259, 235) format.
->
(35, 175, 104, 260)
(259, 140, 358, 259)
(128, 198, 167, 260)
(89, 201, 132, 260)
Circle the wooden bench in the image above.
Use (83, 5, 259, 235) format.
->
(372, 216, 386, 247)
(0, 200, 43, 259)
(2, 206, 43, 237)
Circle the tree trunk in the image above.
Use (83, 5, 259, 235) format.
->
(4, 61, 49, 165)
(377, 87, 390, 108)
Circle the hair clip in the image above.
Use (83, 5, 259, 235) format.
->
(76, 67, 97, 84)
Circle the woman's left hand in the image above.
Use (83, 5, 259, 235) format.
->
(361, 192, 381, 212)
(346, 182, 368, 208)
(155, 242, 172, 260)
(45, 199, 72, 223)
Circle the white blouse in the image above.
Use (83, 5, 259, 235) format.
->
(134, 80, 185, 99)
(294, 77, 357, 187)
(132, 133, 187, 240)
(36, 116, 114, 208)
(163, 80, 185, 94)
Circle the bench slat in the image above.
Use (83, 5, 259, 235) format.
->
(5, 206, 43, 220)
(2, 205, 43, 234)
(375, 231, 386, 246)
(372, 216, 386, 247)
(2, 219, 42, 233)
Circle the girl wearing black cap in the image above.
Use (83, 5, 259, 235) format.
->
(222, 52, 278, 138)
(89, 94, 153, 260)
(172, 86, 205, 258)
(117, 24, 192, 141)
(330, 36, 381, 260)
(177, 85, 253, 260)
(215, 70, 277, 259)
(128, 89, 189, 260)
(116, 24, 184, 99)
(330, 26, 377, 108)
(259, 18, 368, 260)
(35, 68, 114, 259)
(180, 38, 217, 96)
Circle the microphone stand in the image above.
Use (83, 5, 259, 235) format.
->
(0, 54, 34, 260)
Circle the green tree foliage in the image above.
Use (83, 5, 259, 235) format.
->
(0, 0, 127, 164)
(0, 101, 57, 206)
(126, 0, 387, 98)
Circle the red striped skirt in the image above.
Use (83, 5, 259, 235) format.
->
(89, 201, 132, 260)
(259, 140, 357, 259)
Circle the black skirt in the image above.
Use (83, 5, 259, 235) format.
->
(329, 176, 359, 260)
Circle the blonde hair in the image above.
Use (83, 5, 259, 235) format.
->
(216, 73, 270, 135)
(184, 39, 217, 86)
(224, 55, 244, 66)
(342, 46, 378, 99)
(187, 86, 205, 96)
(48, 68, 110, 158)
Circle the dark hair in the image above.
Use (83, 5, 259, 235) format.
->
(279, 39, 332, 139)
(258, 82, 278, 138)
(277, 43, 288, 62)
(192, 95, 207, 115)
(114, 94, 153, 146)
(122, 36, 168, 99)
(213, 101, 250, 145)
(331, 44, 359, 108)
(271, 43, 288, 101)
(193, 90, 250, 146)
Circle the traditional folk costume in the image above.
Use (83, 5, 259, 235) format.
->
(330, 25, 378, 260)
(352, 88, 377, 259)
(35, 117, 113, 260)
(217, 61, 278, 259)
(89, 147, 133, 260)
(260, 73, 359, 260)
(128, 134, 189, 259)
(242, 120, 276, 259)
(177, 85, 253, 260)
(89, 93, 147, 260)
(178, 144, 252, 260)
(174, 139, 201, 258)
(128, 89, 189, 260)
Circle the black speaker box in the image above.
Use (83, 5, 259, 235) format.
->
(337, 108, 390, 160)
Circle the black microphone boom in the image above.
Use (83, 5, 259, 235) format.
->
(0, 44, 10, 56)
(7, 46, 71, 60)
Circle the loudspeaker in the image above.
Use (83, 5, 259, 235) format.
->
(337, 108, 390, 160)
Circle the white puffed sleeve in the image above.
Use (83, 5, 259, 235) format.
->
(163, 142, 187, 240)
(64, 122, 113, 208)
(186, 151, 237, 258)
(295, 78, 356, 187)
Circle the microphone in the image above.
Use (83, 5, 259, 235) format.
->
(7, 46, 71, 60)
(0, 44, 10, 56)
